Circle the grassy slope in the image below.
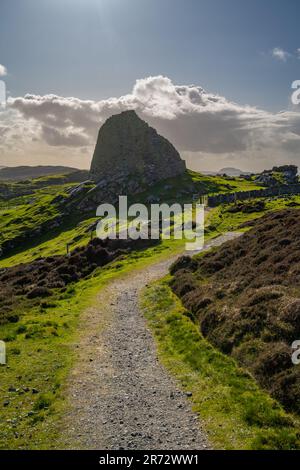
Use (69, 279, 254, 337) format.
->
(0, 170, 262, 267)
(188, 170, 263, 194)
(206, 195, 300, 235)
(141, 280, 300, 450)
(0, 180, 97, 267)
(0, 184, 75, 243)
(135, 170, 263, 205)
(0, 215, 97, 268)
(176, 209, 300, 416)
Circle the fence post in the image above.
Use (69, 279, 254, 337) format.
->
(66, 242, 72, 256)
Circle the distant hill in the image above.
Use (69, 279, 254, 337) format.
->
(218, 167, 251, 176)
(201, 167, 251, 176)
(0, 165, 82, 181)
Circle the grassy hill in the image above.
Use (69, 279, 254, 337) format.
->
(0, 166, 88, 181)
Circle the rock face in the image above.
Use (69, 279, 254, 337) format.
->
(255, 165, 298, 186)
(89, 110, 186, 186)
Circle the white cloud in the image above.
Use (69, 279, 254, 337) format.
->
(297, 48, 300, 59)
(272, 47, 290, 61)
(0, 64, 7, 77)
(2, 75, 300, 172)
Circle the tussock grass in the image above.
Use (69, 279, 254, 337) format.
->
(171, 208, 300, 416)
(206, 195, 300, 235)
(141, 281, 300, 450)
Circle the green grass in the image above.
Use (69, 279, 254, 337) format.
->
(0, 169, 263, 266)
(0, 185, 73, 243)
(141, 280, 300, 450)
(0, 215, 97, 267)
(188, 170, 263, 194)
(0, 181, 97, 266)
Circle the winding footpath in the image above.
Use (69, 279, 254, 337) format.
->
(62, 232, 240, 450)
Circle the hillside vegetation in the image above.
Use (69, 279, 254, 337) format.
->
(142, 281, 300, 449)
(0, 170, 262, 264)
(0, 168, 297, 450)
(170, 209, 300, 415)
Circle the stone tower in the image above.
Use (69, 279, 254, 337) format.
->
(89, 110, 186, 186)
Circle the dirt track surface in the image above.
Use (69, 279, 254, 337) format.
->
(63, 233, 241, 450)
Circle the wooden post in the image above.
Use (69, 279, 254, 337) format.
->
(66, 242, 72, 256)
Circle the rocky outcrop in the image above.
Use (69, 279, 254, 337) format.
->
(272, 165, 298, 184)
(89, 110, 186, 188)
(255, 165, 298, 186)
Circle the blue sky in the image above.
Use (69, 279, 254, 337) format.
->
(1, 0, 299, 110)
(0, 0, 300, 171)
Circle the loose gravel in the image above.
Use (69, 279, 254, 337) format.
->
(62, 233, 240, 450)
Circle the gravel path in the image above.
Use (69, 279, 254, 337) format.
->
(63, 232, 241, 450)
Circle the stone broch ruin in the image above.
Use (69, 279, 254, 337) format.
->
(90, 110, 186, 187)
(76, 110, 186, 209)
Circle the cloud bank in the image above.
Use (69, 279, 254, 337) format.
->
(1, 75, 300, 171)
